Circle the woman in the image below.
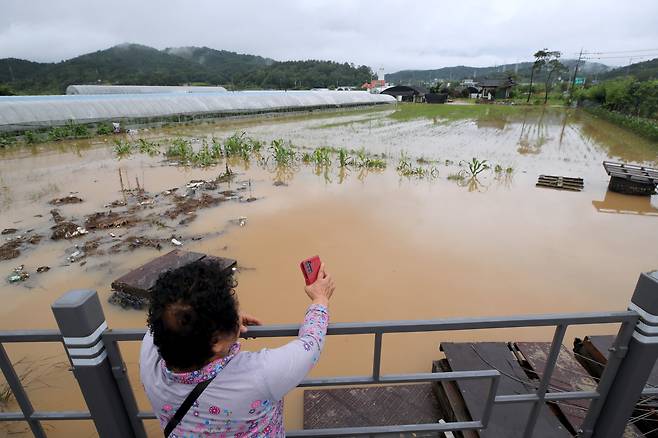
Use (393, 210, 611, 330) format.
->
(140, 259, 335, 437)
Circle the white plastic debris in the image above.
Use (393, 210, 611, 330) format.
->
(238, 216, 247, 227)
(171, 238, 183, 246)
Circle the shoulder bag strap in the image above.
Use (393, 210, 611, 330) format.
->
(164, 377, 214, 437)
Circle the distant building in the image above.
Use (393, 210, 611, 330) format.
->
(478, 77, 516, 99)
(380, 85, 429, 103)
(361, 67, 391, 93)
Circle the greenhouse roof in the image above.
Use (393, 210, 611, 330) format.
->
(66, 85, 228, 95)
(0, 91, 395, 132)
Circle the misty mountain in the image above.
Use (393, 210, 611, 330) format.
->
(385, 60, 611, 85)
(0, 43, 373, 94)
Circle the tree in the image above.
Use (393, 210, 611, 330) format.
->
(543, 53, 567, 104)
(0, 84, 15, 96)
(527, 49, 552, 103)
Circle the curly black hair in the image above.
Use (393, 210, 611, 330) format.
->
(147, 259, 239, 370)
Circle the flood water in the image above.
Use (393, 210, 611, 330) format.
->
(0, 104, 657, 436)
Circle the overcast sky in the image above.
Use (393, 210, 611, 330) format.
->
(1, 0, 657, 72)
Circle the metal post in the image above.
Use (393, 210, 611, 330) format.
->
(589, 272, 658, 437)
(52, 290, 135, 438)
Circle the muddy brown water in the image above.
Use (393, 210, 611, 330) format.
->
(0, 105, 657, 436)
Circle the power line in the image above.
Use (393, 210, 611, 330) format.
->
(582, 48, 658, 55)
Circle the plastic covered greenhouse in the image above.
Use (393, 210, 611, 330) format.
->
(66, 85, 228, 94)
(0, 91, 395, 132)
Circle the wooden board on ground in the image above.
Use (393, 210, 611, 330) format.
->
(514, 342, 643, 438)
(303, 384, 442, 437)
(111, 249, 236, 298)
(440, 342, 570, 438)
(536, 175, 584, 191)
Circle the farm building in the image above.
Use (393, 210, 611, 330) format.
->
(478, 77, 516, 99)
(380, 85, 429, 103)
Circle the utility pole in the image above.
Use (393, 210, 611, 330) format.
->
(569, 48, 583, 102)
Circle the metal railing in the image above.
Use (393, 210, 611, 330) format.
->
(1, 271, 658, 438)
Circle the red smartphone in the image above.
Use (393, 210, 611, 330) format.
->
(300, 256, 322, 285)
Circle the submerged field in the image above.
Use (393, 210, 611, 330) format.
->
(0, 103, 657, 436)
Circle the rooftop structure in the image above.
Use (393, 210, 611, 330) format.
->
(0, 90, 396, 132)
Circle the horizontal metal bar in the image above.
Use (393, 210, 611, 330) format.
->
(31, 411, 92, 420)
(299, 370, 500, 387)
(0, 411, 91, 421)
(0, 330, 62, 343)
(0, 412, 25, 421)
(137, 411, 157, 420)
(286, 420, 484, 437)
(103, 310, 637, 342)
(496, 391, 600, 404)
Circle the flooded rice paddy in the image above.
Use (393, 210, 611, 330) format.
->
(0, 104, 657, 436)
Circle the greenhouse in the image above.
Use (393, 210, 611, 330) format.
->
(0, 91, 395, 132)
(66, 85, 228, 95)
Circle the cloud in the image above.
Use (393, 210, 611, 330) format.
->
(0, 0, 656, 71)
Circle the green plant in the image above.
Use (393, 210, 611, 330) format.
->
(96, 123, 112, 135)
(269, 139, 296, 166)
(166, 138, 194, 160)
(459, 157, 489, 177)
(113, 139, 132, 157)
(192, 141, 217, 167)
(447, 173, 466, 181)
(311, 147, 332, 166)
(301, 151, 313, 163)
(24, 131, 38, 144)
(137, 138, 159, 156)
(397, 152, 437, 178)
(338, 148, 351, 167)
(223, 132, 247, 156)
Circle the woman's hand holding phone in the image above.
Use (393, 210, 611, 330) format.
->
(304, 262, 335, 307)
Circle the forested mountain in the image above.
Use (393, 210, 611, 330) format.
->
(385, 60, 610, 85)
(597, 58, 658, 81)
(0, 43, 374, 95)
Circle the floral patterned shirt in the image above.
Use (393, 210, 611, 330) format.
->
(140, 304, 329, 437)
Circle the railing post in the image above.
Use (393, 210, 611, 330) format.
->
(52, 290, 135, 438)
(589, 271, 658, 438)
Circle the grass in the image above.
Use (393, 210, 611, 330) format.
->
(47, 120, 90, 141)
(388, 102, 537, 122)
(353, 148, 386, 169)
(397, 152, 438, 178)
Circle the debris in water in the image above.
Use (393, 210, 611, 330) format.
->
(536, 175, 584, 191)
(108, 290, 148, 310)
(109, 235, 164, 253)
(7, 265, 29, 283)
(85, 211, 139, 229)
(171, 238, 183, 246)
(1, 228, 17, 235)
(50, 209, 65, 223)
(51, 221, 84, 240)
(273, 181, 288, 187)
(0, 239, 21, 260)
(67, 249, 86, 263)
(36, 266, 50, 273)
(230, 216, 248, 227)
(49, 195, 84, 205)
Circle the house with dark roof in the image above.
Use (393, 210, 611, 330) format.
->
(380, 85, 429, 103)
(478, 77, 516, 99)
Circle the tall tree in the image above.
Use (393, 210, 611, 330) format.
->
(527, 49, 550, 103)
(543, 54, 567, 104)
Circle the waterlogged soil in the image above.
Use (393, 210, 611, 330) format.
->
(0, 104, 657, 436)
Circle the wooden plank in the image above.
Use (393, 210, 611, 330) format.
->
(515, 342, 643, 437)
(303, 384, 442, 437)
(432, 359, 479, 438)
(111, 249, 236, 298)
(441, 342, 570, 438)
(603, 161, 658, 184)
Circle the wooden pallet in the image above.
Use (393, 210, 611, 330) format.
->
(536, 175, 584, 191)
(603, 161, 658, 185)
(513, 342, 642, 437)
(440, 342, 571, 437)
(111, 249, 236, 298)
